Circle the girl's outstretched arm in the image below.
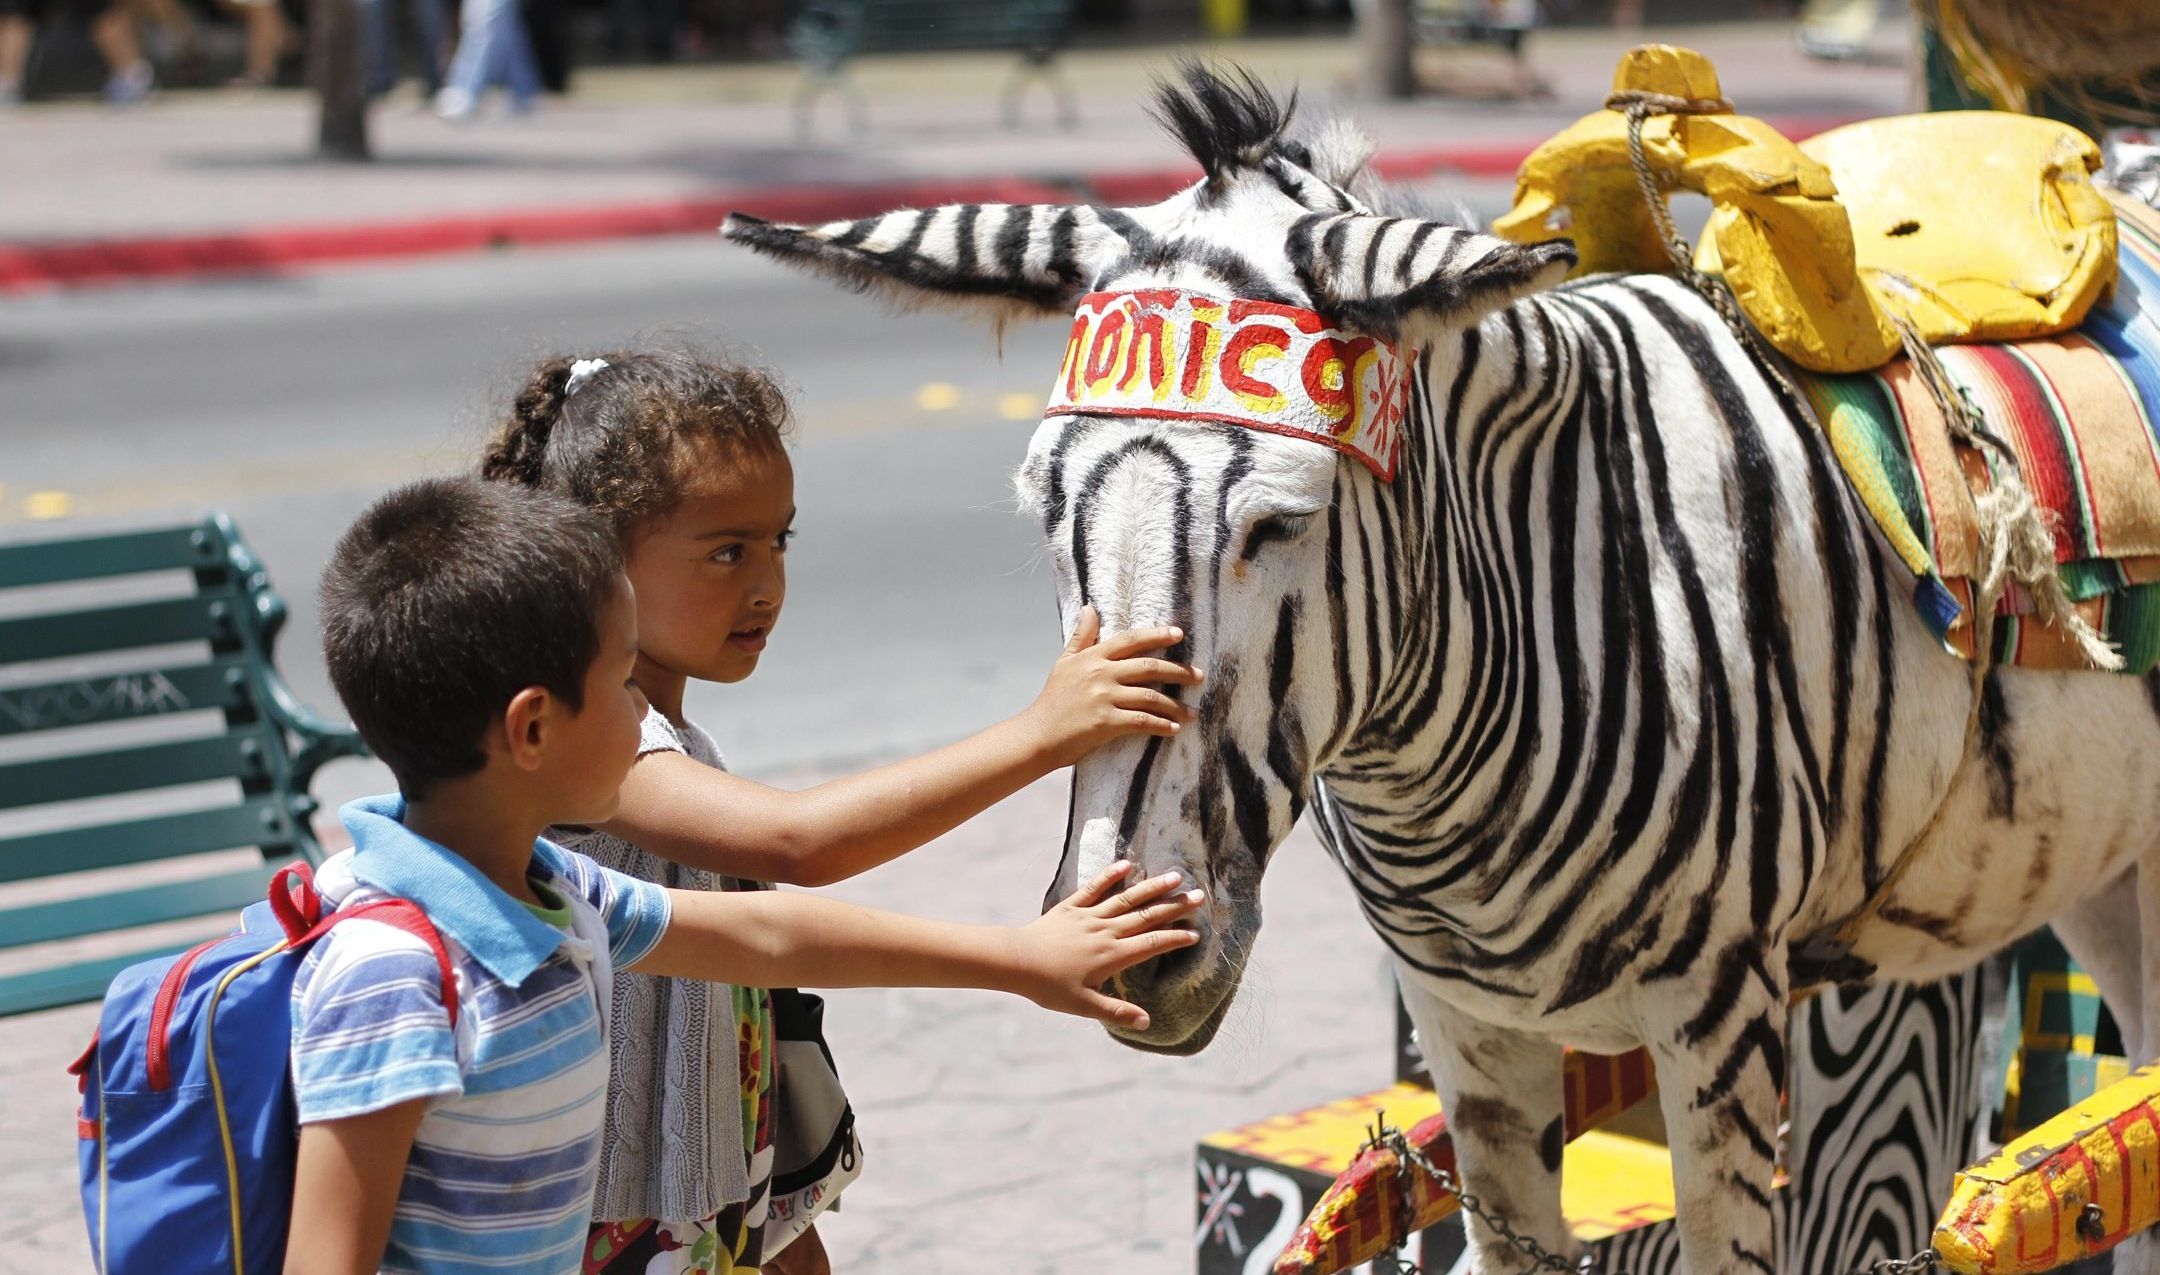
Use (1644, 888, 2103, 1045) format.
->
(600, 607, 1202, 886)
(629, 860, 1203, 1029)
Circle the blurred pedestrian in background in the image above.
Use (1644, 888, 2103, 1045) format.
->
(433, 0, 536, 118)
(521, 0, 570, 94)
(121, 0, 289, 88)
(604, 0, 673, 61)
(125, 0, 201, 81)
(218, 0, 292, 88)
(365, 0, 446, 98)
(0, 0, 152, 103)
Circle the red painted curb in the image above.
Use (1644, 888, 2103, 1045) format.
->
(0, 175, 1078, 293)
(0, 115, 1860, 293)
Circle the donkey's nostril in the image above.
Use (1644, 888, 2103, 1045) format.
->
(1125, 928, 1207, 990)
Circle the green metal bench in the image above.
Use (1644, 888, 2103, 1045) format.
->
(0, 515, 365, 1017)
(788, 0, 1079, 138)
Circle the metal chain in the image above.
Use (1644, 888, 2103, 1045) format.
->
(1369, 1116, 1942, 1275)
(1368, 1120, 1593, 1275)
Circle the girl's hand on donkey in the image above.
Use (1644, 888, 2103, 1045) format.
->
(1026, 605, 1204, 767)
(1013, 860, 1204, 1029)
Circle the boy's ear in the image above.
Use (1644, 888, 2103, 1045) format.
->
(501, 686, 553, 773)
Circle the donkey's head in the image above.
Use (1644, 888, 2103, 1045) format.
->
(725, 66, 1574, 1053)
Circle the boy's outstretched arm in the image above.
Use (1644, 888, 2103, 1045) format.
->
(630, 861, 1202, 1029)
(284, 1097, 428, 1275)
(601, 607, 1202, 887)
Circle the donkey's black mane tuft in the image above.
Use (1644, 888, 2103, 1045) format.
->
(1151, 62, 1298, 183)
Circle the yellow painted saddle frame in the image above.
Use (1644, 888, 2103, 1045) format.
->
(1493, 45, 2118, 374)
(1934, 1064, 2160, 1274)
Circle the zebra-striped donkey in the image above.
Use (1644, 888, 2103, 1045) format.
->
(726, 69, 2160, 1274)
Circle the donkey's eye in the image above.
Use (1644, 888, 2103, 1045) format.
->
(1239, 514, 1310, 562)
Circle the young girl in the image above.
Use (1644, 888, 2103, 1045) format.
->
(480, 349, 1201, 1275)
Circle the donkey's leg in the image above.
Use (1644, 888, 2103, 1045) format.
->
(2051, 867, 2145, 1058)
(1640, 943, 1788, 1275)
(1396, 976, 1573, 1275)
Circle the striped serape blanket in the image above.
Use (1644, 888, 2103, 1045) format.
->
(1800, 189, 2160, 674)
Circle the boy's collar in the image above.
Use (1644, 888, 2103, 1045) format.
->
(339, 794, 579, 987)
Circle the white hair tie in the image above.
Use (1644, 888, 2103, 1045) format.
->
(565, 358, 610, 396)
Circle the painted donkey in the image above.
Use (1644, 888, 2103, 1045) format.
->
(726, 69, 2160, 1273)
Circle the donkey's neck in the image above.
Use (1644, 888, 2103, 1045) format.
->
(1321, 295, 1607, 908)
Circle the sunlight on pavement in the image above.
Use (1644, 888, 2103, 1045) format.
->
(914, 382, 963, 411)
(23, 492, 74, 521)
(0, 452, 433, 526)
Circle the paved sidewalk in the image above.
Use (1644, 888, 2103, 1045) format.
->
(0, 20, 1912, 284)
(1, 771, 1404, 1275)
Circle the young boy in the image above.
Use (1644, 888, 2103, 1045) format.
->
(290, 477, 1200, 1275)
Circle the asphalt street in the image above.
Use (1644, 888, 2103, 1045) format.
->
(1, 235, 1092, 797)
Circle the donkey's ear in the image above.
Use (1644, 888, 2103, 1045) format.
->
(1289, 213, 1578, 342)
(722, 203, 1140, 321)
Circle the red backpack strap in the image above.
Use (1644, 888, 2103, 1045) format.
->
(268, 862, 322, 943)
(66, 1029, 100, 1093)
(307, 900, 460, 1027)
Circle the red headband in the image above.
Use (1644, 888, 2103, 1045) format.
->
(1044, 290, 1411, 481)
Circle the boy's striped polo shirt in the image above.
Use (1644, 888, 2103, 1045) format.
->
(290, 795, 672, 1275)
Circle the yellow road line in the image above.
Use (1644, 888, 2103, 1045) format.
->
(914, 382, 963, 411)
(23, 491, 75, 520)
(3, 390, 1038, 525)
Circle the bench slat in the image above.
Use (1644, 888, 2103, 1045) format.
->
(0, 797, 292, 884)
(0, 861, 280, 950)
(0, 524, 219, 589)
(0, 657, 250, 738)
(0, 726, 285, 811)
(0, 592, 241, 664)
(0, 515, 359, 1016)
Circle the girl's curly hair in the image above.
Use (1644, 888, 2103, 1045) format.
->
(481, 348, 792, 533)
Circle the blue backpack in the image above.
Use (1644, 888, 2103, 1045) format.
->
(69, 862, 455, 1275)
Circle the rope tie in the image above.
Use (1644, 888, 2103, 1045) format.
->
(1891, 315, 2123, 671)
(1606, 91, 1823, 447)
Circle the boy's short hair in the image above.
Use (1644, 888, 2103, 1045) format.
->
(321, 477, 624, 799)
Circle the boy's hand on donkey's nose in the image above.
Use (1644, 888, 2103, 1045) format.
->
(1027, 605, 1204, 766)
(1018, 860, 1204, 1029)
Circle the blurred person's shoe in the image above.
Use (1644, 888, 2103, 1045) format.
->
(433, 85, 477, 121)
(104, 61, 154, 105)
(0, 81, 21, 108)
(1796, 30, 1865, 61)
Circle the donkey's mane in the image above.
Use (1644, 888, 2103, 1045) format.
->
(1151, 63, 1299, 183)
(1152, 63, 1445, 223)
